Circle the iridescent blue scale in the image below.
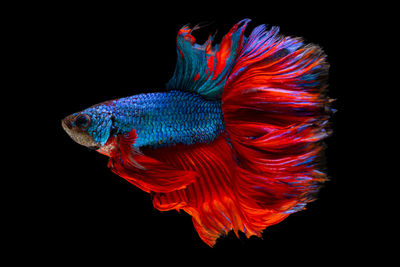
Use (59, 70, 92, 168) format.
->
(112, 90, 225, 149)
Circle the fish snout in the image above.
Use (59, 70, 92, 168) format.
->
(62, 115, 74, 130)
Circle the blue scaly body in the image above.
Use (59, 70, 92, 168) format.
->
(76, 90, 225, 148)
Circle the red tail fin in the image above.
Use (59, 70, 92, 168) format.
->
(222, 23, 330, 219)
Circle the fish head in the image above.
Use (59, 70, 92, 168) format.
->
(62, 102, 115, 151)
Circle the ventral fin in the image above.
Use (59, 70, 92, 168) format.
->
(108, 130, 198, 193)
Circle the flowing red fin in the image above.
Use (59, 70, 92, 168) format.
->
(108, 130, 198, 193)
(144, 136, 302, 246)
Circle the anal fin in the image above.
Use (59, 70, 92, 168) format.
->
(144, 135, 293, 246)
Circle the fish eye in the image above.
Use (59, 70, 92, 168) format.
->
(74, 114, 91, 128)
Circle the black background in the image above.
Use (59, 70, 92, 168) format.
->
(11, 2, 382, 265)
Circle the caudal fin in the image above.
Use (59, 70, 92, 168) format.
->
(222, 21, 331, 217)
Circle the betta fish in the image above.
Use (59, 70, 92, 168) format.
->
(62, 19, 332, 246)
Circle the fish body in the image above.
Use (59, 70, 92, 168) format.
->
(63, 91, 224, 149)
(62, 19, 331, 246)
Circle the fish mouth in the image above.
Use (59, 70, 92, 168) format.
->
(61, 116, 73, 131)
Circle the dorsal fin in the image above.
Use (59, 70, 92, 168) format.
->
(166, 19, 250, 100)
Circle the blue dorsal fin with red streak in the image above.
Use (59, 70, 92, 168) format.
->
(166, 19, 250, 100)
